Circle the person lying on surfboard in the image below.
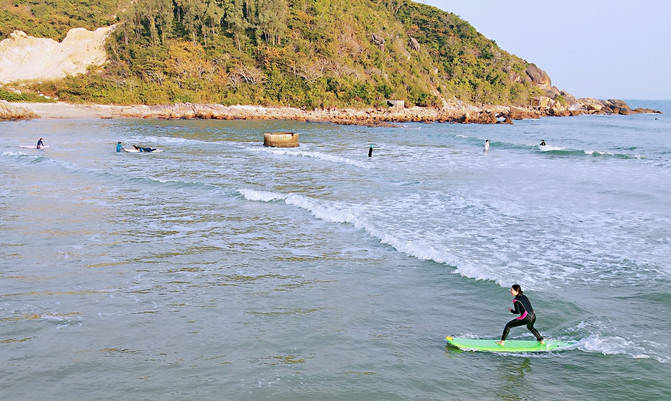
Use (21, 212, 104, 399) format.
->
(496, 284, 544, 346)
(133, 145, 157, 153)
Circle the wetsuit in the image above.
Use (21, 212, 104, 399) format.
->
(116, 143, 122, 152)
(133, 145, 155, 153)
(37, 139, 44, 149)
(501, 294, 543, 341)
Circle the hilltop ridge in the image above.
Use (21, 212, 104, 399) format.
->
(0, 0, 660, 122)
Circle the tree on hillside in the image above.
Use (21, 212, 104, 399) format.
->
(224, 0, 247, 49)
(120, 0, 173, 45)
(203, 0, 226, 42)
(257, 0, 288, 45)
(174, 0, 208, 43)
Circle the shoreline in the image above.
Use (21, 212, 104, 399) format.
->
(1, 99, 662, 125)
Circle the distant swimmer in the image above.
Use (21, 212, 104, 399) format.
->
(496, 284, 544, 346)
(36, 138, 45, 149)
(133, 145, 157, 153)
(484, 139, 490, 152)
(116, 141, 123, 152)
(540, 139, 546, 146)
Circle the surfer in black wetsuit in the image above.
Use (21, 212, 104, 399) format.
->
(133, 145, 156, 153)
(36, 138, 45, 149)
(496, 284, 544, 345)
(540, 139, 546, 146)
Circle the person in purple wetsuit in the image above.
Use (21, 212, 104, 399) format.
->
(496, 284, 544, 346)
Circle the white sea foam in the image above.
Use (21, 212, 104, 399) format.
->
(124, 135, 210, 146)
(577, 334, 664, 362)
(584, 150, 614, 156)
(538, 145, 565, 151)
(571, 320, 669, 364)
(238, 189, 286, 202)
(243, 146, 372, 169)
(237, 189, 477, 285)
(2, 150, 29, 157)
(239, 186, 671, 291)
(451, 262, 508, 287)
(238, 189, 461, 267)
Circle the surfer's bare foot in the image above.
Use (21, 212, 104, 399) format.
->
(539, 340, 545, 344)
(495, 340, 504, 346)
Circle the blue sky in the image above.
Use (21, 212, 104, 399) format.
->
(416, 0, 670, 100)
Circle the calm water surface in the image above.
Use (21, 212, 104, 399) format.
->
(1, 101, 670, 400)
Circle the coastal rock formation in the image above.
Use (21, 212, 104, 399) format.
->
(579, 98, 604, 112)
(0, 26, 115, 84)
(0, 100, 38, 120)
(6, 99, 661, 125)
(570, 98, 660, 116)
(525, 64, 551, 88)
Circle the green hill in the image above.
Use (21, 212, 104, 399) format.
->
(2, 0, 549, 108)
(0, 0, 126, 39)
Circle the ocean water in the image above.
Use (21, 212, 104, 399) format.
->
(1, 102, 670, 400)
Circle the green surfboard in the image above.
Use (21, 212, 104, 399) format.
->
(445, 336, 574, 353)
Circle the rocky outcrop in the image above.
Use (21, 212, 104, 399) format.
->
(408, 37, 420, 51)
(525, 64, 551, 88)
(370, 33, 385, 50)
(631, 107, 660, 114)
(574, 98, 661, 116)
(580, 98, 604, 112)
(507, 106, 541, 120)
(0, 100, 38, 120)
(0, 25, 116, 84)
(8, 96, 661, 126)
(519, 63, 661, 118)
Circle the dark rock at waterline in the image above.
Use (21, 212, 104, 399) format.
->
(632, 107, 662, 114)
(607, 99, 631, 110)
(508, 107, 541, 120)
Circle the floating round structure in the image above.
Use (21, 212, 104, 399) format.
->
(263, 132, 299, 148)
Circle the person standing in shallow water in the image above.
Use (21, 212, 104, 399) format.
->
(484, 139, 490, 152)
(496, 284, 544, 345)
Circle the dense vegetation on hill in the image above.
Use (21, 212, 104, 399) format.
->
(0, 0, 125, 39)
(2, 0, 545, 108)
